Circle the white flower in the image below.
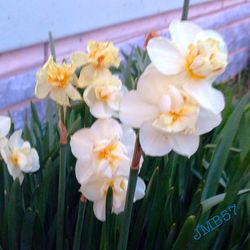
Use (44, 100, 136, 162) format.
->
(35, 56, 82, 106)
(119, 66, 222, 157)
(70, 118, 137, 185)
(80, 175, 145, 221)
(1, 130, 40, 183)
(84, 71, 125, 118)
(0, 116, 11, 150)
(147, 20, 228, 114)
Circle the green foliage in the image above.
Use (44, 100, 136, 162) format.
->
(0, 46, 250, 250)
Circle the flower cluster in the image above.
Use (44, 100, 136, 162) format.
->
(0, 116, 40, 183)
(33, 20, 227, 221)
(35, 40, 145, 221)
(120, 20, 228, 157)
(35, 41, 125, 119)
(70, 118, 145, 221)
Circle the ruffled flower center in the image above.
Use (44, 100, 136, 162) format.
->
(153, 93, 199, 134)
(94, 83, 121, 104)
(94, 139, 128, 173)
(185, 38, 227, 80)
(9, 149, 28, 168)
(87, 41, 120, 69)
(47, 63, 75, 89)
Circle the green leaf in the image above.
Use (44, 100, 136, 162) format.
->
(48, 32, 56, 61)
(73, 197, 87, 250)
(20, 209, 36, 250)
(56, 144, 68, 250)
(129, 167, 159, 250)
(117, 168, 139, 250)
(7, 179, 24, 250)
(201, 189, 250, 213)
(172, 215, 196, 250)
(201, 92, 250, 201)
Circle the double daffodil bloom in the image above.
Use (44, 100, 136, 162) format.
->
(35, 56, 82, 106)
(71, 41, 121, 87)
(147, 20, 228, 114)
(71, 118, 145, 221)
(1, 130, 40, 183)
(0, 116, 11, 150)
(80, 175, 145, 221)
(70, 118, 137, 184)
(119, 65, 222, 157)
(84, 71, 125, 118)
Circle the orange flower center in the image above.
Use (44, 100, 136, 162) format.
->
(10, 153, 19, 167)
(47, 64, 74, 89)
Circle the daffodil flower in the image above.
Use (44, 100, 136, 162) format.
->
(119, 66, 222, 157)
(147, 20, 228, 114)
(80, 175, 145, 221)
(35, 56, 82, 106)
(84, 71, 125, 118)
(0, 116, 11, 150)
(71, 41, 121, 87)
(70, 118, 138, 185)
(1, 130, 40, 183)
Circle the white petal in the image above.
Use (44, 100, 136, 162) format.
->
(80, 180, 103, 201)
(169, 20, 202, 54)
(137, 64, 181, 103)
(93, 199, 106, 221)
(184, 83, 225, 114)
(65, 84, 82, 101)
(75, 159, 94, 185)
(70, 51, 88, 67)
(139, 121, 172, 156)
(91, 118, 123, 141)
(12, 168, 24, 183)
(134, 177, 146, 201)
(196, 108, 222, 135)
(29, 149, 40, 172)
(17, 152, 28, 170)
(90, 102, 113, 118)
(35, 70, 52, 98)
(0, 137, 8, 150)
(194, 30, 228, 55)
(50, 89, 70, 106)
(170, 134, 199, 157)
(119, 91, 158, 128)
(147, 37, 185, 75)
(84, 85, 97, 107)
(78, 65, 100, 88)
(0, 116, 11, 138)
(120, 124, 136, 155)
(70, 128, 95, 161)
(8, 130, 23, 150)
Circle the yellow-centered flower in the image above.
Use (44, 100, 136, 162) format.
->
(147, 20, 227, 114)
(35, 56, 82, 106)
(70, 41, 121, 87)
(0, 130, 40, 183)
(70, 118, 137, 184)
(70, 118, 146, 221)
(84, 71, 125, 118)
(119, 65, 222, 157)
(79, 175, 145, 221)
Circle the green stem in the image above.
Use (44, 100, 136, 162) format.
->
(56, 137, 68, 250)
(73, 196, 87, 250)
(117, 136, 142, 250)
(49, 32, 56, 62)
(0, 162, 4, 226)
(181, 0, 190, 21)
